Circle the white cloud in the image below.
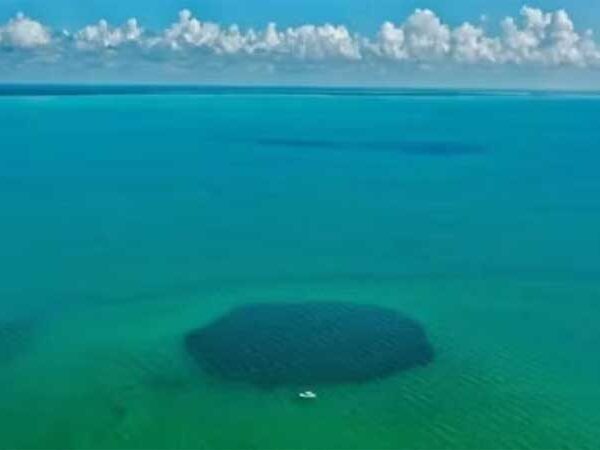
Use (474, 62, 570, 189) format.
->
(497, 6, 600, 67)
(452, 23, 501, 64)
(1, 5, 599, 75)
(157, 10, 362, 60)
(370, 6, 600, 68)
(0, 12, 51, 48)
(74, 18, 143, 51)
(262, 23, 361, 60)
(161, 10, 239, 52)
(402, 9, 451, 61)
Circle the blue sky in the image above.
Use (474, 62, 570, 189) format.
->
(2, 0, 599, 32)
(0, 0, 600, 33)
(1, 1, 600, 87)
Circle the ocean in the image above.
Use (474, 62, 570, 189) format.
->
(1, 87, 599, 449)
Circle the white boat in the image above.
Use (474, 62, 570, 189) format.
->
(298, 391, 317, 399)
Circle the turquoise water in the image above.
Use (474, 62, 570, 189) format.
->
(1, 89, 600, 449)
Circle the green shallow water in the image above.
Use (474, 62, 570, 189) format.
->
(2, 278, 599, 449)
(1, 90, 600, 449)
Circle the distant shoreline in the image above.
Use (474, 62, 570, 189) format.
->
(1, 84, 600, 98)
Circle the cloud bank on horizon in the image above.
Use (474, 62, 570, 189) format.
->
(1, 6, 599, 84)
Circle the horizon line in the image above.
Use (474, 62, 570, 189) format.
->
(1, 83, 600, 97)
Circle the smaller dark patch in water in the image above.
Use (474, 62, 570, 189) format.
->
(0, 316, 38, 366)
(109, 402, 128, 420)
(254, 138, 484, 156)
(185, 302, 434, 387)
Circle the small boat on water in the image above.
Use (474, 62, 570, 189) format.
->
(298, 391, 317, 399)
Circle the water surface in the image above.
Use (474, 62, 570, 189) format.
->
(1, 88, 599, 449)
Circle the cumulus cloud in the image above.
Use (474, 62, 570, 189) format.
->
(157, 9, 362, 61)
(74, 18, 143, 50)
(394, 9, 451, 61)
(0, 5, 599, 75)
(0, 12, 51, 48)
(370, 6, 600, 67)
(500, 7, 584, 65)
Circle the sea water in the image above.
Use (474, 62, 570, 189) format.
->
(1, 88, 599, 449)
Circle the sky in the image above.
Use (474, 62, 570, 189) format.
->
(1, 0, 600, 88)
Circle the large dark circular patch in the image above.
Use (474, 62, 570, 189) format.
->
(185, 302, 434, 386)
